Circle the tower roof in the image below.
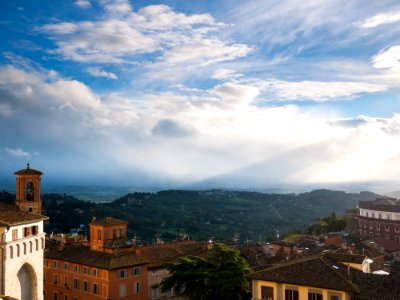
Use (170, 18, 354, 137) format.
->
(90, 217, 128, 226)
(14, 163, 43, 175)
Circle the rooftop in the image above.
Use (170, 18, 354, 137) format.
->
(0, 203, 48, 226)
(90, 217, 128, 226)
(14, 163, 43, 175)
(359, 198, 400, 213)
(45, 242, 147, 270)
(139, 240, 207, 268)
(252, 253, 400, 300)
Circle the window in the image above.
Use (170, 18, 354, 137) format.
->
(24, 227, 31, 237)
(388, 214, 391, 220)
(119, 284, 126, 297)
(53, 274, 58, 285)
(73, 279, 79, 289)
(359, 220, 362, 227)
(285, 289, 299, 300)
(29, 241, 33, 253)
(369, 232, 373, 237)
(53, 261, 59, 268)
(261, 286, 274, 300)
(396, 226, 400, 233)
(133, 267, 141, 276)
(74, 265, 79, 272)
(328, 292, 341, 300)
(35, 239, 39, 251)
(385, 225, 390, 232)
(83, 267, 88, 275)
(9, 246, 13, 259)
(97, 229, 102, 240)
(118, 270, 126, 278)
(372, 212, 375, 219)
(12, 229, 18, 240)
(364, 220, 367, 228)
(92, 269, 98, 277)
(396, 236, 400, 242)
(379, 213, 382, 219)
(369, 222, 373, 229)
(23, 242, 26, 255)
(135, 282, 141, 294)
(83, 281, 88, 292)
(308, 291, 322, 300)
(64, 295, 68, 300)
(151, 287, 159, 300)
(53, 292, 58, 300)
(93, 283, 98, 294)
(113, 228, 117, 238)
(377, 223, 380, 230)
(119, 228, 123, 238)
(385, 234, 390, 239)
(32, 225, 38, 235)
(64, 276, 68, 287)
(64, 263, 68, 270)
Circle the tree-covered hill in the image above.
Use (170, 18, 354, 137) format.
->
(0, 189, 380, 243)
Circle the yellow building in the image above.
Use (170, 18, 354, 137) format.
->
(251, 253, 400, 300)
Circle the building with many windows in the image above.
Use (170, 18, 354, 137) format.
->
(0, 164, 48, 300)
(357, 197, 400, 241)
(44, 217, 148, 300)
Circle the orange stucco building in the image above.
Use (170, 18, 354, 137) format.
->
(44, 217, 148, 300)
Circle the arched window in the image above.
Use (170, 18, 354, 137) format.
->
(9, 246, 13, 259)
(35, 239, 39, 251)
(97, 229, 102, 240)
(17, 244, 20, 257)
(23, 242, 27, 255)
(41, 238, 44, 249)
(29, 241, 33, 253)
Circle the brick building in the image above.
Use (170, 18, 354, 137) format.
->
(357, 197, 400, 241)
(44, 217, 148, 300)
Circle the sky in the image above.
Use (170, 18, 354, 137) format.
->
(1, 0, 400, 191)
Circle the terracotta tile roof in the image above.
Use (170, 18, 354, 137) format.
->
(139, 241, 208, 268)
(0, 203, 48, 226)
(326, 252, 368, 264)
(350, 268, 400, 300)
(14, 163, 43, 175)
(252, 255, 359, 293)
(359, 198, 400, 212)
(90, 217, 128, 226)
(45, 243, 147, 270)
(253, 253, 400, 300)
(373, 238, 400, 252)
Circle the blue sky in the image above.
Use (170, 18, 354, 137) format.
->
(1, 0, 400, 191)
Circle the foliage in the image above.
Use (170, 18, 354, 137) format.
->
(161, 243, 252, 300)
(305, 212, 346, 235)
(0, 189, 379, 242)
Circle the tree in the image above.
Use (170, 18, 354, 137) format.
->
(161, 243, 252, 300)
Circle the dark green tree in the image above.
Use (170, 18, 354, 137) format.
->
(161, 243, 252, 300)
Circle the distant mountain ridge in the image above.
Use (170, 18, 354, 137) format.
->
(0, 189, 381, 243)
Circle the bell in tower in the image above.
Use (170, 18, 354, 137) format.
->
(15, 163, 43, 213)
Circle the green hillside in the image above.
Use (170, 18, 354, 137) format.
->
(0, 189, 379, 243)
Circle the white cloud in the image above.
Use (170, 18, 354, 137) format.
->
(372, 45, 400, 72)
(6, 148, 30, 157)
(360, 11, 400, 28)
(75, 0, 91, 9)
(38, 3, 251, 70)
(87, 67, 118, 79)
(260, 79, 387, 102)
(212, 68, 242, 80)
(2, 63, 400, 186)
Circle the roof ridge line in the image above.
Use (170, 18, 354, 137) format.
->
(320, 255, 360, 293)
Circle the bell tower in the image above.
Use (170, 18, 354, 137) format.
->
(15, 163, 43, 213)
